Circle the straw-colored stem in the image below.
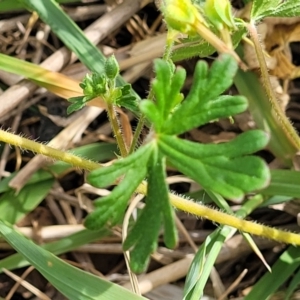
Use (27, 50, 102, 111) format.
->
(195, 22, 247, 70)
(247, 22, 300, 150)
(106, 103, 128, 157)
(1, 129, 300, 246)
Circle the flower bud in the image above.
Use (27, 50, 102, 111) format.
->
(105, 54, 119, 79)
(204, 0, 236, 31)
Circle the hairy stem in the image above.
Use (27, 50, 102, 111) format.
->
(1, 129, 300, 246)
(247, 22, 300, 150)
(195, 22, 247, 70)
(0, 129, 100, 170)
(106, 103, 128, 157)
(128, 115, 145, 154)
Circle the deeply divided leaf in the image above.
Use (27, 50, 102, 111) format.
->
(164, 54, 246, 135)
(145, 54, 247, 136)
(141, 59, 186, 132)
(85, 144, 153, 229)
(158, 130, 270, 201)
(85, 53, 271, 272)
(123, 148, 177, 273)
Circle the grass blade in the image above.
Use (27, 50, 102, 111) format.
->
(244, 246, 300, 300)
(0, 221, 146, 300)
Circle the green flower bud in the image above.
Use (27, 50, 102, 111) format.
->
(204, 0, 236, 31)
(81, 74, 94, 96)
(80, 73, 107, 98)
(92, 73, 107, 94)
(105, 55, 119, 79)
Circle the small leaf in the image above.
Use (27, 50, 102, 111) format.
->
(115, 84, 136, 106)
(158, 130, 270, 201)
(171, 25, 246, 61)
(152, 59, 186, 120)
(265, 1, 300, 18)
(140, 100, 161, 128)
(204, 0, 236, 30)
(67, 96, 87, 114)
(121, 84, 131, 96)
(251, 0, 282, 20)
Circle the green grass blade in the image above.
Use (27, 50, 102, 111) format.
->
(0, 221, 146, 299)
(262, 170, 300, 198)
(0, 143, 116, 224)
(0, 179, 54, 224)
(284, 266, 300, 300)
(183, 194, 264, 299)
(244, 246, 300, 300)
(0, 229, 108, 272)
(0, 0, 79, 12)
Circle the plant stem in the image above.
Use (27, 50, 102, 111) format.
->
(128, 115, 145, 154)
(2, 129, 300, 246)
(0, 129, 101, 171)
(106, 103, 128, 157)
(195, 22, 247, 70)
(164, 188, 300, 246)
(247, 22, 300, 150)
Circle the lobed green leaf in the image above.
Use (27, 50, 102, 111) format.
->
(163, 54, 246, 135)
(123, 149, 177, 273)
(85, 144, 153, 230)
(165, 94, 247, 135)
(88, 143, 152, 188)
(146, 59, 186, 131)
(158, 130, 270, 201)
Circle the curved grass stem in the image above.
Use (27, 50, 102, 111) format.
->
(1, 128, 300, 246)
(247, 22, 300, 150)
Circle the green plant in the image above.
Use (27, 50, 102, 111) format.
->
(1, 0, 300, 299)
